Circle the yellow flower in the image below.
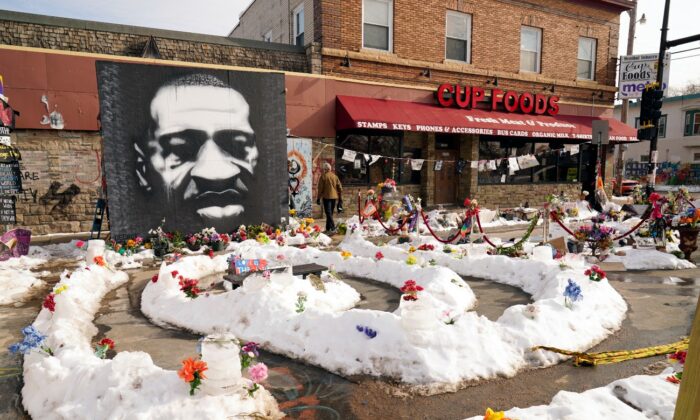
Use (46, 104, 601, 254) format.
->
(408, 246, 416, 253)
(126, 239, 136, 248)
(483, 408, 510, 420)
(275, 229, 281, 236)
(340, 250, 352, 260)
(144, 242, 152, 249)
(305, 218, 315, 225)
(289, 209, 297, 216)
(406, 255, 417, 265)
(53, 284, 68, 295)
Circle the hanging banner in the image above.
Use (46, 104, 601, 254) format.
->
(0, 161, 22, 195)
(341, 149, 357, 162)
(411, 159, 424, 171)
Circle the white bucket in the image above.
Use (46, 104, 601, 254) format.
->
(86, 240, 105, 264)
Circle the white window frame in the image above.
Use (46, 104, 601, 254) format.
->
(445, 10, 472, 63)
(362, 0, 393, 52)
(577, 37, 597, 80)
(263, 30, 272, 43)
(520, 26, 542, 73)
(293, 4, 304, 46)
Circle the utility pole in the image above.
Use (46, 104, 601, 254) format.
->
(647, 0, 671, 190)
(616, 4, 638, 195)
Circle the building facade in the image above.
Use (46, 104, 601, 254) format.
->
(614, 93, 700, 185)
(237, 0, 635, 210)
(230, 0, 314, 47)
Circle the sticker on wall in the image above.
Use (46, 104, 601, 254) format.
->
(434, 160, 443, 171)
(341, 149, 357, 162)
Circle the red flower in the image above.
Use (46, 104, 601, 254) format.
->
(98, 338, 115, 350)
(94, 256, 106, 266)
(669, 351, 687, 365)
(649, 192, 661, 203)
(208, 250, 214, 258)
(463, 198, 472, 207)
(75, 240, 85, 248)
(43, 293, 56, 312)
(178, 357, 208, 383)
(375, 251, 384, 261)
(418, 244, 435, 251)
(151, 274, 159, 283)
(171, 270, 179, 278)
(402, 295, 418, 301)
(400, 280, 424, 301)
(666, 375, 681, 384)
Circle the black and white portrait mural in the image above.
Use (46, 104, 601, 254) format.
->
(96, 62, 287, 238)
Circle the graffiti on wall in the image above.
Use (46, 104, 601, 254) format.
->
(39, 95, 65, 130)
(39, 181, 81, 214)
(625, 161, 700, 185)
(287, 138, 313, 217)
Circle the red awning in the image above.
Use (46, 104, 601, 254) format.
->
(336, 96, 637, 143)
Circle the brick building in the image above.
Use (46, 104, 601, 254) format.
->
(235, 0, 637, 211)
(0, 3, 638, 235)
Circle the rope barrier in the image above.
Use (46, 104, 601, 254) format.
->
(549, 210, 651, 242)
(419, 210, 467, 244)
(475, 211, 541, 253)
(533, 337, 689, 367)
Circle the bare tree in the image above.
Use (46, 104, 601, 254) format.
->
(667, 79, 700, 96)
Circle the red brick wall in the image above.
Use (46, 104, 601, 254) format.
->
(318, 0, 622, 103)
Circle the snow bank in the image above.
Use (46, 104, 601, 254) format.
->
(21, 261, 281, 419)
(0, 254, 47, 305)
(142, 233, 627, 394)
(606, 247, 696, 270)
(464, 371, 678, 420)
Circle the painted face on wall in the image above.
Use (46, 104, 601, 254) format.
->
(144, 84, 258, 225)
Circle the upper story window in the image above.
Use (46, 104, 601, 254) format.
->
(445, 11, 472, 63)
(263, 30, 272, 43)
(293, 4, 304, 46)
(577, 37, 597, 80)
(363, 0, 393, 51)
(520, 26, 542, 73)
(684, 110, 700, 136)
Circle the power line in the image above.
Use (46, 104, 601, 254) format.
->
(670, 46, 700, 55)
(671, 53, 700, 61)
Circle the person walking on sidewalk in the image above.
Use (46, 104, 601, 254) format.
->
(316, 162, 343, 233)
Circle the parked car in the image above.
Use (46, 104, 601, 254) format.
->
(611, 179, 639, 196)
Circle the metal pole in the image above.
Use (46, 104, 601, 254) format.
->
(617, 4, 637, 195)
(648, 0, 671, 190)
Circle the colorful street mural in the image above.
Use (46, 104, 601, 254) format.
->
(625, 161, 700, 185)
(287, 138, 313, 217)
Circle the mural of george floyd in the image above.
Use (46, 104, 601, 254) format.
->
(96, 62, 287, 239)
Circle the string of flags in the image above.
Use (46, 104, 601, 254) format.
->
(313, 140, 581, 173)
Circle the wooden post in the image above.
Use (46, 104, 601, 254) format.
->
(674, 296, 700, 420)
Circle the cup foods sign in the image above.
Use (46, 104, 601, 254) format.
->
(618, 53, 670, 99)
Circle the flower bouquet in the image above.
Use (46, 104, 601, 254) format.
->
(673, 207, 700, 260)
(378, 178, 397, 195)
(185, 233, 202, 251)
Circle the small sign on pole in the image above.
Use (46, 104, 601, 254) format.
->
(592, 120, 610, 145)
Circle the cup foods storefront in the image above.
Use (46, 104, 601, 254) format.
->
(290, 79, 638, 211)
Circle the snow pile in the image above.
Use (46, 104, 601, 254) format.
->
(606, 247, 696, 270)
(464, 372, 678, 420)
(143, 234, 627, 394)
(21, 261, 281, 419)
(0, 254, 48, 305)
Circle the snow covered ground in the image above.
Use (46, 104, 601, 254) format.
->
(142, 233, 627, 394)
(17, 260, 282, 419)
(464, 371, 678, 420)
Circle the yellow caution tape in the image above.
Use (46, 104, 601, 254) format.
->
(533, 337, 689, 367)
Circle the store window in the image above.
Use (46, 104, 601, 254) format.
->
(445, 11, 471, 63)
(363, 0, 393, 51)
(577, 37, 596, 80)
(478, 138, 581, 184)
(658, 115, 667, 138)
(293, 4, 304, 46)
(684, 110, 700, 136)
(520, 26, 541, 73)
(336, 133, 420, 185)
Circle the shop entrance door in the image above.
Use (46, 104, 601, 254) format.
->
(434, 149, 457, 204)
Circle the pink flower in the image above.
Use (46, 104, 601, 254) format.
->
(375, 251, 384, 261)
(248, 362, 268, 383)
(75, 240, 85, 249)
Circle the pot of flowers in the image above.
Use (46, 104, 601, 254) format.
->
(185, 234, 202, 251)
(211, 233, 225, 252)
(577, 218, 616, 260)
(198, 333, 242, 395)
(673, 208, 700, 260)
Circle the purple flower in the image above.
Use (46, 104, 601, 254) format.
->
(241, 342, 259, 357)
(356, 325, 364, 332)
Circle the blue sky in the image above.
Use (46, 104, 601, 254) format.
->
(0, 0, 698, 89)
